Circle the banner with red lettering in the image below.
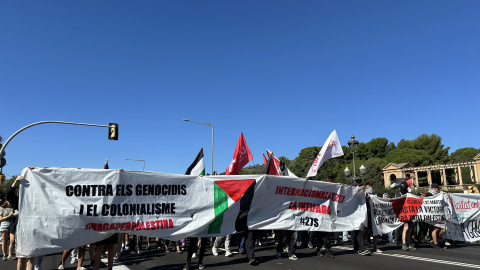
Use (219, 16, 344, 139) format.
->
(247, 175, 368, 232)
(370, 193, 447, 236)
(444, 193, 480, 242)
(16, 167, 367, 257)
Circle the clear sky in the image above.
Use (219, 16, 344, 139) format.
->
(1, 1, 479, 178)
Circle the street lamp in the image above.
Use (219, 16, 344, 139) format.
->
(125, 158, 146, 171)
(344, 135, 366, 183)
(183, 119, 214, 175)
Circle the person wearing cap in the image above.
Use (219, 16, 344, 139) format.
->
(424, 183, 446, 250)
(428, 183, 440, 195)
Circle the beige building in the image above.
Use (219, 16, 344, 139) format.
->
(383, 163, 415, 187)
(383, 153, 480, 188)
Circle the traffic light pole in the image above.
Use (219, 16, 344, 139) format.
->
(0, 121, 114, 162)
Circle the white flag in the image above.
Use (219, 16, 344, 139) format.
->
(306, 130, 344, 178)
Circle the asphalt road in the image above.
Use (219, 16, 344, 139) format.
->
(2, 238, 480, 270)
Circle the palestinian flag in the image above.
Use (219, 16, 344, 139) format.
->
(264, 153, 279, 175)
(266, 149, 297, 177)
(390, 177, 413, 189)
(208, 179, 256, 234)
(185, 148, 205, 176)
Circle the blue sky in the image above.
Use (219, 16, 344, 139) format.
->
(1, 1, 479, 178)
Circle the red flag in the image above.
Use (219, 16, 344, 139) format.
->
(264, 153, 279, 175)
(225, 133, 253, 175)
(104, 159, 109, 169)
(262, 153, 268, 167)
(266, 149, 282, 175)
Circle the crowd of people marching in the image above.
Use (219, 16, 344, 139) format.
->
(0, 172, 460, 270)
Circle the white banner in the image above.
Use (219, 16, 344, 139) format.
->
(444, 193, 480, 242)
(306, 130, 344, 178)
(16, 167, 367, 257)
(370, 193, 447, 236)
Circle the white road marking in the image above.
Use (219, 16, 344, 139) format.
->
(333, 246, 480, 269)
(100, 245, 480, 269)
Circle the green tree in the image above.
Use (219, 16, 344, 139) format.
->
(413, 134, 450, 163)
(393, 134, 450, 165)
(0, 175, 17, 196)
(353, 142, 368, 160)
(363, 138, 391, 159)
(314, 157, 346, 182)
(290, 146, 320, 178)
(386, 142, 396, 153)
(450, 147, 480, 162)
(238, 164, 265, 175)
(363, 158, 388, 194)
(386, 148, 431, 166)
(278, 156, 291, 166)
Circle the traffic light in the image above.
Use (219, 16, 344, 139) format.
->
(108, 123, 119, 140)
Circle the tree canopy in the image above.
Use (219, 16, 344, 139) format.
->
(240, 133, 475, 196)
(450, 147, 480, 163)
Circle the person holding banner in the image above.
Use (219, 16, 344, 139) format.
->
(352, 183, 372, 256)
(363, 183, 381, 253)
(399, 180, 416, 251)
(13, 171, 35, 270)
(310, 231, 334, 258)
(424, 183, 446, 250)
(244, 230, 259, 265)
(57, 247, 87, 270)
(183, 149, 209, 270)
(94, 234, 118, 270)
(274, 230, 298, 260)
(184, 238, 207, 270)
(212, 235, 233, 257)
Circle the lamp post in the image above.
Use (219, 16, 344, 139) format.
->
(183, 119, 214, 175)
(125, 158, 146, 171)
(344, 135, 366, 183)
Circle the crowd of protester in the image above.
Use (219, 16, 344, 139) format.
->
(0, 171, 469, 270)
